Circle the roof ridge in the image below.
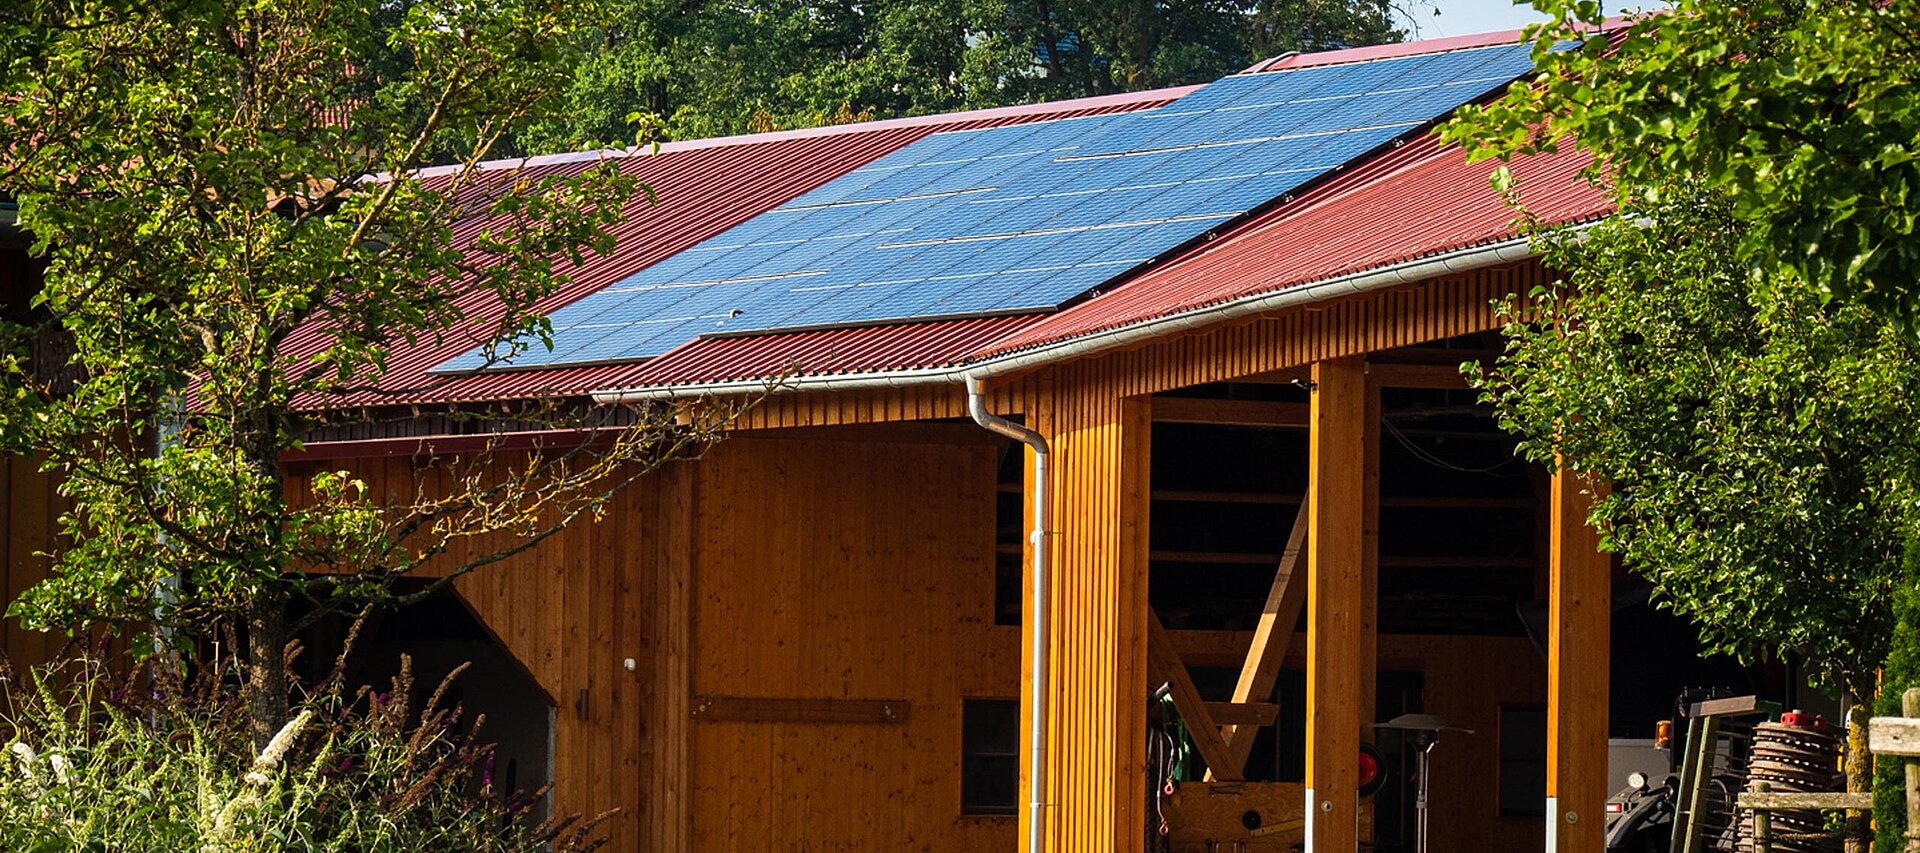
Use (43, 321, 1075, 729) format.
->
(412, 85, 1202, 179)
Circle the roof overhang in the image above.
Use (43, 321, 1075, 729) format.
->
(589, 230, 1561, 405)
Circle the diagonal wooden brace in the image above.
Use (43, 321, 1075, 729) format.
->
(1215, 499, 1310, 780)
(1148, 609, 1241, 782)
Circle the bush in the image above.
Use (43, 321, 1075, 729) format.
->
(1875, 539, 1920, 853)
(0, 644, 607, 852)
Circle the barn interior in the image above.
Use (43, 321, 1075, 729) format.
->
(979, 333, 1767, 852)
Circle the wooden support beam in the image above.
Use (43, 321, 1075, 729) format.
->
(1360, 379, 1380, 733)
(1365, 361, 1478, 390)
(690, 695, 911, 724)
(1151, 396, 1309, 429)
(1547, 468, 1610, 852)
(1204, 702, 1280, 726)
(1306, 356, 1367, 853)
(1148, 610, 1242, 782)
(1217, 500, 1310, 777)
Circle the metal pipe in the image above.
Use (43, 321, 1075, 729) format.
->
(965, 374, 1051, 853)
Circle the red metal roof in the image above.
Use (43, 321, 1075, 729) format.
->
(286, 86, 1194, 410)
(619, 135, 1611, 388)
(624, 314, 1047, 388)
(976, 135, 1610, 358)
(292, 31, 1618, 406)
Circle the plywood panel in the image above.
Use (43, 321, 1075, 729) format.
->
(689, 435, 1020, 852)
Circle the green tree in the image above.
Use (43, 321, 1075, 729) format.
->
(519, 0, 1407, 150)
(1469, 191, 1918, 848)
(1449, 5, 1920, 842)
(1455, 0, 1920, 321)
(0, 0, 728, 748)
(1476, 195, 1916, 708)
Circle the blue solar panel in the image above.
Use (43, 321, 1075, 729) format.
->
(434, 41, 1542, 373)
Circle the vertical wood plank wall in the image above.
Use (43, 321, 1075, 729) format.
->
(688, 433, 1021, 852)
(1021, 363, 1151, 853)
(1, 454, 67, 670)
(1305, 357, 1366, 853)
(1548, 470, 1610, 851)
(327, 430, 1025, 853)
(347, 453, 675, 853)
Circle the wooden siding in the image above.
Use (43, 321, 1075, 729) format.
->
(688, 433, 1021, 851)
(2, 454, 67, 670)
(327, 453, 675, 853)
(1019, 363, 1152, 853)
(1009, 264, 1539, 400)
(725, 383, 1023, 431)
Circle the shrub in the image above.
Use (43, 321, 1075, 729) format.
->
(0, 644, 607, 852)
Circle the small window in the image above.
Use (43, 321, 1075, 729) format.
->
(992, 445, 1025, 626)
(1498, 706, 1548, 817)
(962, 699, 1019, 815)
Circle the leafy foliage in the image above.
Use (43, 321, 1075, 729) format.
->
(517, 0, 1409, 150)
(1873, 541, 1920, 853)
(0, 0, 735, 747)
(1450, 0, 1920, 322)
(1473, 193, 1920, 701)
(0, 648, 608, 852)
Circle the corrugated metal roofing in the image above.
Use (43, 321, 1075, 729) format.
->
(975, 134, 1610, 358)
(437, 40, 1542, 372)
(286, 87, 1193, 410)
(293, 30, 1617, 409)
(616, 135, 1611, 389)
(624, 313, 1047, 388)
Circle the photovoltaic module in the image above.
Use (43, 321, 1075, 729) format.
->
(436, 42, 1539, 373)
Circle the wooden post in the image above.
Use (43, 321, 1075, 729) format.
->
(1305, 356, 1366, 853)
(1751, 781, 1773, 853)
(1905, 688, 1920, 853)
(1547, 468, 1609, 852)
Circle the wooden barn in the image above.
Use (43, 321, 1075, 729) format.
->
(1, 27, 1781, 853)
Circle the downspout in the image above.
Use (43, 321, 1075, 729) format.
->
(965, 374, 1050, 853)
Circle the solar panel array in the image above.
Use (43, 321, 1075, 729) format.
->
(438, 42, 1538, 373)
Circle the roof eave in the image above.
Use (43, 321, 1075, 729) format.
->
(589, 228, 1579, 406)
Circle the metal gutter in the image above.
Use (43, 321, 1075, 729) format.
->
(589, 234, 1545, 404)
(964, 377, 1051, 853)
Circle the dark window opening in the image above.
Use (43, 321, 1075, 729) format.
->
(1498, 706, 1548, 817)
(993, 443, 1025, 626)
(962, 698, 1019, 815)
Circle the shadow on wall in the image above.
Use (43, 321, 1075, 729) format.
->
(303, 591, 555, 818)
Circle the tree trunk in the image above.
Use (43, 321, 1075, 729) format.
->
(247, 585, 291, 753)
